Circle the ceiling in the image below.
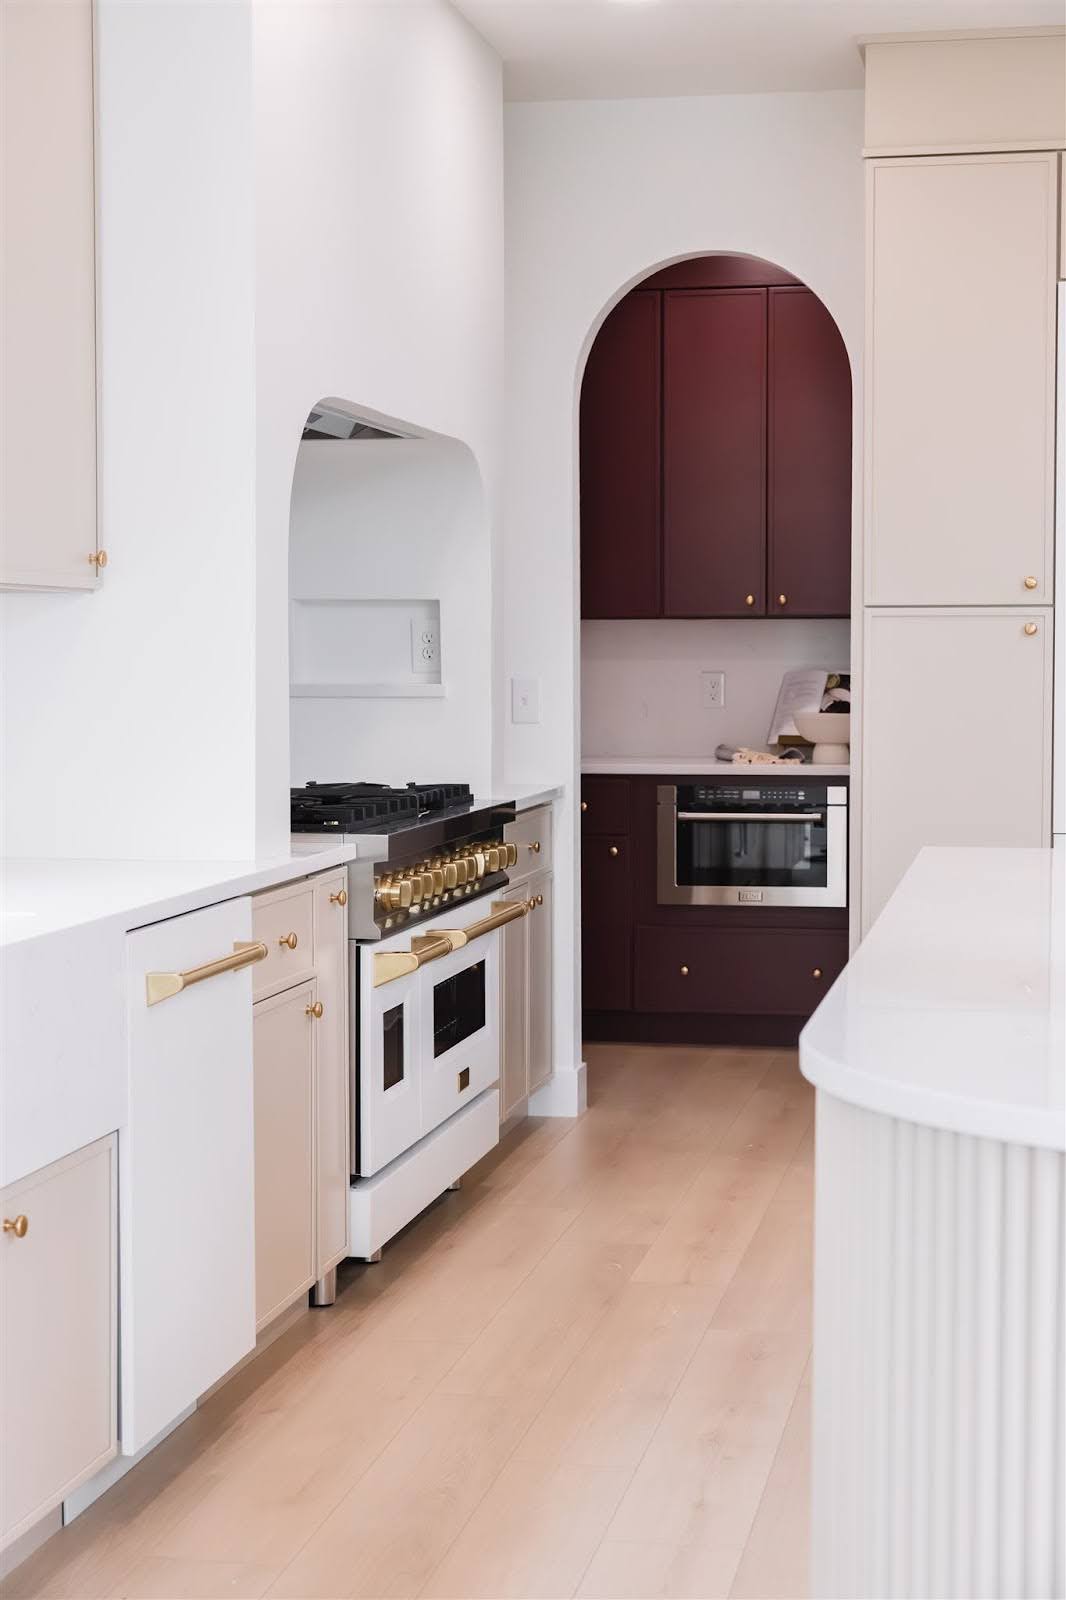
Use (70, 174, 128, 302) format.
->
(451, 0, 1064, 101)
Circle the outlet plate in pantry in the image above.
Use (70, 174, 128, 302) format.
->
(701, 670, 726, 709)
(411, 619, 441, 674)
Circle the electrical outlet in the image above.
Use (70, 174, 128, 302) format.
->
(410, 619, 441, 674)
(511, 676, 541, 724)
(701, 670, 726, 709)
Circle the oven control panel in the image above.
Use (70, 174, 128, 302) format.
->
(681, 782, 838, 810)
(373, 839, 518, 929)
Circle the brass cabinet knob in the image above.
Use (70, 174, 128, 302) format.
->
(2, 1215, 28, 1238)
(528, 840, 541, 854)
(535, 894, 544, 907)
(305, 1000, 324, 1019)
(88, 549, 108, 570)
(608, 845, 620, 857)
(812, 967, 823, 979)
(777, 594, 788, 607)
(1024, 576, 1039, 590)
(745, 594, 755, 607)
(580, 801, 588, 812)
(1024, 622, 1039, 636)
(278, 931, 298, 950)
(679, 965, 690, 976)
(329, 887, 348, 907)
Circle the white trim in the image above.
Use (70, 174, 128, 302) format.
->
(528, 1062, 587, 1118)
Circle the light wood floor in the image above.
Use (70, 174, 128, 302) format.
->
(5, 1044, 814, 1600)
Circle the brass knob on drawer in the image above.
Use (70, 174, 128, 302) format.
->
(777, 594, 788, 607)
(536, 894, 544, 907)
(812, 968, 823, 979)
(278, 931, 298, 950)
(1024, 622, 1039, 636)
(1024, 576, 1039, 590)
(528, 840, 541, 854)
(745, 594, 755, 606)
(329, 888, 347, 906)
(679, 965, 689, 977)
(580, 801, 588, 812)
(2, 1216, 28, 1238)
(88, 549, 108, 570)
(305, 1001, 324, 1019)
(608, 845, 620, 857)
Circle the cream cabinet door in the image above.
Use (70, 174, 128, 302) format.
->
(1, 1136, 116, 1550)
(527, 873, 553, 1094)
(862, 609, 1053, 930)
(1, 0, 99, 589)
(499, 884, 530, 1122)
(866, 154, 1058, 606)
(312, 871, 350, 1275)
(253, 983, 317, 1330)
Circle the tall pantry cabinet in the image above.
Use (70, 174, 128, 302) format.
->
(859, 34, 1064, 931)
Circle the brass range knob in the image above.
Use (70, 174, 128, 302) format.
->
(503, 842, 519, 868)
(377, 878, 414, 912)
(305, 1000, 324, 1019)
(442, 861, 459, 890)
(2, 1215, 28, 1238)
(608, 845, 620, 858)
(278, 931, 298, 950)
(1024, 576, 1039, 590)
(329, 887, 347, 907)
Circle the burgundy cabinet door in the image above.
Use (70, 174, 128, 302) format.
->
(579, 292, 661, 619)
(581, 834, 632, 1012)
(768, 287, 852, 617)
(663, 289, 767, 618)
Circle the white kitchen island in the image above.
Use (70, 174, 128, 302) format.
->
(800, 847, 1064, 1600)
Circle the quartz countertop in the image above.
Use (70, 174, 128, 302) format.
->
(800, 847, 1065, 1151)
(582, 756, 850, 777)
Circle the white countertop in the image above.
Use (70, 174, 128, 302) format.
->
(800, 847, 1065, 1151)
(582, 756, 850, 777)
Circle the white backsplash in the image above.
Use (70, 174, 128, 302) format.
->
(581, 618, 851, 757)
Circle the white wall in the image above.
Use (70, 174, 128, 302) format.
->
(289, 437, 492, 791)
(253, 0, 503, 853)
(1, 0, 258, 860)
(502, 89, 865, 1092)
(582, 619, 851, 757)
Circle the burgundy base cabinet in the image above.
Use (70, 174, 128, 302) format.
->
(581, 779, 633, 1012)
(635, 927, 848, 1017)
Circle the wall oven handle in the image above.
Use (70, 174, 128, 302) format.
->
(676, 811, 824, 823)
(435, 898, 531, 950)
(372, 932, 457, 988)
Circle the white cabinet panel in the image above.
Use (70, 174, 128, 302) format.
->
(1, 1136, 116, 1549)
(123, 900, 256, 1453)
(1, 0, 99, 589)
(312, 871, 350, 1274)
(499, 883, 530, 1122)
(866, 154, 1058, 607)
(253, 984, 316, 1330)
(862, 610, 1053, 930)
(527, 875, 553, 1095)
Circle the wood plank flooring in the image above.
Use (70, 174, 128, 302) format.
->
(4, 1044, 813, 1600)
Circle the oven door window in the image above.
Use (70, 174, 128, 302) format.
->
(432, 959, 486, 1059)
(382, 1001, 405, 1091)
(677, 816, 829, 890)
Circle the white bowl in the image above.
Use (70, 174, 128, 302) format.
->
(793, 711, 850, 764)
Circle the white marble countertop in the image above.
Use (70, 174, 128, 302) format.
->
(582, 756, 850, 777)
(800, 847, 1065, 1151)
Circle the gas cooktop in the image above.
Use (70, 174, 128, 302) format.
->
(290, 781, 474, 835)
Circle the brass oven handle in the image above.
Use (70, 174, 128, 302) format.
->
(676, 811, 824, 823)
(436, 898, 531, 950)
(146, 941, 268, 1007)
(372, 932, 457, 988)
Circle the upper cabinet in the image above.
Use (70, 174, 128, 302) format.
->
(580, 260, 852, 621)
(865, 152, 1058, 607)
(1, 0, 102, 590)
(580, 291, 661, 619)
(663, 288, 767, 617)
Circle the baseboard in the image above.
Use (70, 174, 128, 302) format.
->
(583, 1012, 804, 1047)
(0, 1507, 61, 1580)
(63, 1407, 194, 1524)
(528, 1063, 587, 1117)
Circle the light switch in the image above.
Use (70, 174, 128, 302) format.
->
(511, 677, 541, 724)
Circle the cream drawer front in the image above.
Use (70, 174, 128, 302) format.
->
(1, 1136, 117, 1550)
(505, 806, 553, 879)
(252, 883, 315, 998)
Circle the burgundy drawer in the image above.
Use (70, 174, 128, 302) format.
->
(635, 925, 847, 1017)
(581, 777, 631, 836)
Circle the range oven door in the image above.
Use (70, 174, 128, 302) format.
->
(657, 783, 848, 908)
(355, 941, 421, 1178)
(418, 930, 500, 1141)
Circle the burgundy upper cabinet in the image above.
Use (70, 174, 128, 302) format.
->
(768, 288, 852, 617)
(663, 289, 767, 617)
(579, 291, 661, 619)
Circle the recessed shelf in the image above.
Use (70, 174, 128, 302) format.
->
(290, 682, 447, 700)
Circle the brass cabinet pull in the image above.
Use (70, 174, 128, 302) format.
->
(88, 549, 108, 570)
(745, 594, 755, 606)
(1024, 622, 1039, 636)
(609, 845, 620, 857)
(812, 967, 823, 979)
(329, 887, 348, 907)
(679, 965, 690, 977)
(305, 1000, 324, 1019)
(528, 840, 541, 854)
(2, 1215, 28, 1238)
(278, 931, 298, 950)
(1024, 576, 1039, 590)
(580, 800, 588, 812)
(777, 594, 788, 607)
(146, 940, 268, 1007)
